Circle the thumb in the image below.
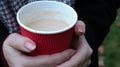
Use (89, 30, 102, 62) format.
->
(4, 33, 36, 53)
(75, 20, 85, 36)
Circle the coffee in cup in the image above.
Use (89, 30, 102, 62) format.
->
(26, 18, 69, 32)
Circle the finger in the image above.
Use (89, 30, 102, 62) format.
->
(75, 20, 85, 36)
(24, 49, 76, 67)
(4, 33, 36, 53)
(57, 50, 88, 67)
(57, 36, 92, 67)
(50, 49, 76, 66)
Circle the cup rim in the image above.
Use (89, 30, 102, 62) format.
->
(17, 1, 78, 34)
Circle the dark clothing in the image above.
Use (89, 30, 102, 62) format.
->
(75, 0, 120, 67)
(0, 20, 9, 67)
(0, 0, 120, 67)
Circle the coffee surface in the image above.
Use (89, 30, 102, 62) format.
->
(26, 19, 69, 31)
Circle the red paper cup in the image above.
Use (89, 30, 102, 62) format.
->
(17, 1, 78, 56)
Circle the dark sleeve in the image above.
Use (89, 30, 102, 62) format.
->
(74, 1, 120, 66)
(74, 0, 120, 49)
(0, 20, 9, 67)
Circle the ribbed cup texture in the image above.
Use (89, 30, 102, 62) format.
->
(20, 27, 74, 56)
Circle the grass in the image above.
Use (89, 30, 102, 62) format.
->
(103, 9, 120, 67)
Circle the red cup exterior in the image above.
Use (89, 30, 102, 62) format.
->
(20, 27, 74, 56)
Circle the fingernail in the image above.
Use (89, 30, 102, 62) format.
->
(25, 42, 36, 51)
(77, 26, 85, 35)
(78, 26, 83, 33)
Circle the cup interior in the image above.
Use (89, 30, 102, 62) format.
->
(17, 1, 78, 34)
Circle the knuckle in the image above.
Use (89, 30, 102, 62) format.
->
(86, 45, 93, 56)
(9, 33, 20, 38)
(89, 48, 93, 55)
(4, 33, 19, 43)
(3, 33, 19, 46)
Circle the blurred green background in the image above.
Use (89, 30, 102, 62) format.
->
(103, 8, 120, 67)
